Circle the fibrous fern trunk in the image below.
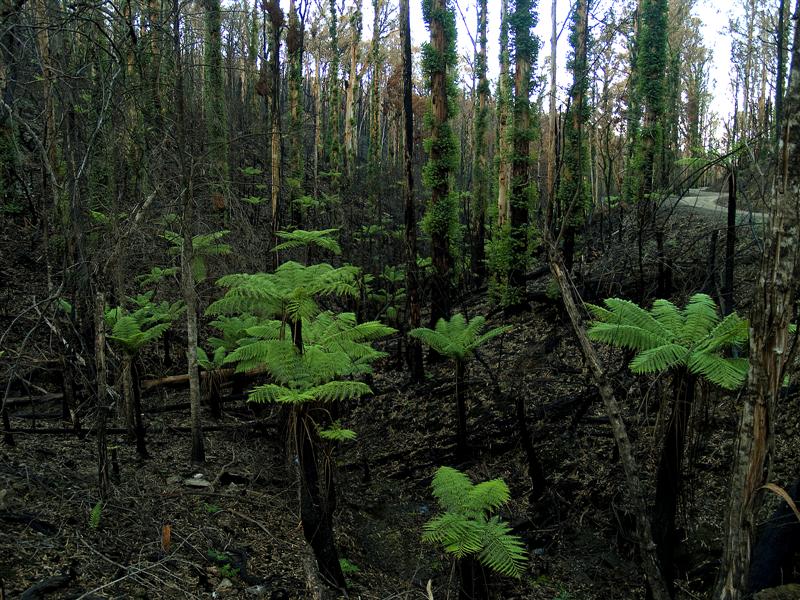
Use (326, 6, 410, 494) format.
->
(295, 406, 345, 589)
(652, 369, 696, 597)
(455, 358, 468, 462)
(131, 360, 149, 459)
(459, 554, 488, 600)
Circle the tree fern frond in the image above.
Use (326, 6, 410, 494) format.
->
(585, 302, 614, 322)
(587, 323, 667, 351)
(306, 380, 372, 403)
(318, 421, 357, 441)
(681, 293, 720, 340)
(409, 327, 455, 357)
(431, 466, 474, 513)
(602, 297, 672, 339)
(629, 344, 690, 374)
(422, 513, 484, 558)
(248, 383, 289, 404)
(650, 299, 683, 333)
(476, 517, 527, 578)
(465, 479, 511, 517)
(274, 228, 342, 255)
(687, 352, 747, 390)
(698, 312, 749, 353)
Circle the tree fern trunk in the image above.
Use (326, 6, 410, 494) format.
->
(459, 555, 488, 600)
(652, 369, 695, 598)
(131, 359, 149, 459)
(455, 359, 468, 462)
(296, 407, 346, 589)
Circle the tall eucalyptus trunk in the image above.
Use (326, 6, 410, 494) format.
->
(496, 0, 512, 226)
(343, 0, 362, 175)
(423, 0, 457, 327)
(470, 0, 488, 285)
(400, 0, 423, 383)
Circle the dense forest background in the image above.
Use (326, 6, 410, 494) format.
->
(2, 0, 800, 598)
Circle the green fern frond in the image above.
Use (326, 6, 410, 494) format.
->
(431, 466, 474, 513)
(602, 298, 672, 339)
(410, 313, 506, 361)
(587, 323, 666, 351)
(466, 479, 511, 517)
(274, 228, 342, 255)
(423, 513, 484, 558)
(318, 421, 357, 441)
(698, 312, 748, 353)
(650, 299, 683, 333)
(681, 293, 720, 340)
(477, 517, 527, 578)
(629, 344, 690, 374)
(424, 467, 528, 578)
(584, 302, 614, 322)
(305, 380, 372, 403)
(687, 353, 748, 390)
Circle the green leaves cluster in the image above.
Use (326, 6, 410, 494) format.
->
(587, 293, 748, 390)
(409, 313, 510, 361)
(423, 466, 527, 578)
(163, 229, 231, 283)
(208, 261, 359, 325)
(208, 262, 394, 412)
(105, 292, 184, 355)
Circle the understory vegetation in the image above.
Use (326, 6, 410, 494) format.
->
(2, 0, 800, 599)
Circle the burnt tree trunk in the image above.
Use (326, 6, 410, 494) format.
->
(716, 5, 800, 597)
(400, 0, 423, 383)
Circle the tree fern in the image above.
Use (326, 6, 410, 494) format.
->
(587, 293, 748, 390)
(424, 466, 527, 578)
(409, 313, 510, 361)
(163, 229, 231, 282)
(409, 314, 510, 459)
(274, 228, 342, 255)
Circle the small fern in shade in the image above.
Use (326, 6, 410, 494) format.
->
(586, 293, 748, 389)
(423, 466, 527, 578)
(162, 229, 231, 283)
(409, 314, 510, 460)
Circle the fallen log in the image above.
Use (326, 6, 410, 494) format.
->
(20, 573, 73, 600)
(6, 422, 275, 436)
(2, 393, 63, 408)
(141, 366, 266, 391)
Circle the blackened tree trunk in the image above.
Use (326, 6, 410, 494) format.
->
(722, 167, 737, 315)
(175, 0, 205, 466)
(400, 0, 423, 383)
(716, 3, 800, 597)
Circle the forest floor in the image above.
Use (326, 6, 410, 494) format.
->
(1, 207, 799, 600)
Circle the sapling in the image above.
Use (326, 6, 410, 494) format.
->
(106, 292, 184, 457)
(423, 466, 527, 599)
(409, 314, 510, 461)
